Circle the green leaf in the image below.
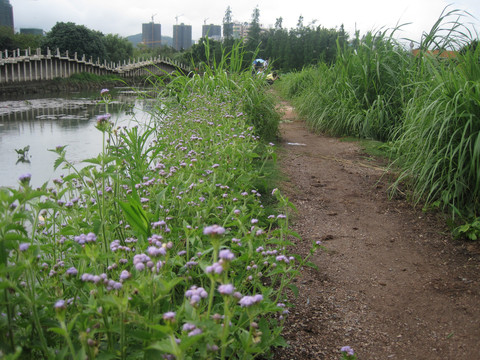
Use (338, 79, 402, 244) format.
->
(96, 352, 117, 360)
(147, 324, 172, 335)
(82, 157, 102, 165)
(118, 198, 150, 238)
(53, 156, 65, 170)
(178, 332, 204, 351)
(288, 284, 299, 297)
(48, 326, 67, 337)
(129, 329, 153, 341)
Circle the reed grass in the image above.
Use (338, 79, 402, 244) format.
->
(277, 6, 480, 236)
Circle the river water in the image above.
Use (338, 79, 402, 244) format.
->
(0, 88, 156, 188)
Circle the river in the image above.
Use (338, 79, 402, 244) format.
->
(0, 88, 156, 188)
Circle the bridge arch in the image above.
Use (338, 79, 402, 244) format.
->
(0, 47, 189, 84)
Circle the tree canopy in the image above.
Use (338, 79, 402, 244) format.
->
(42, 22, 107, 60)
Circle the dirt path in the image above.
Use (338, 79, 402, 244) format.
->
(273, 101, 480, 360)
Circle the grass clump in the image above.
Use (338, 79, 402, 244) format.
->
(277, 6, 480, 238)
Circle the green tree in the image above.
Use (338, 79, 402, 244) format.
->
(246, 6, 262, 56)
(189, 37, 223, 66)
(14, 33, 42, 50)
(103, 34, 133, 64)
(223, 6, 233, 40)
(0, 26, 14, 51)
(42, 22, 106, 61)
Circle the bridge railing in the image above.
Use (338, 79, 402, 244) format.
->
(0, 47, 189, 84)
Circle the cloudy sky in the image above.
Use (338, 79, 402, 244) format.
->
(9, 0, 480, 43)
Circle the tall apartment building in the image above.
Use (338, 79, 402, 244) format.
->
(0, 0, 14, 31)
(202, 24, 221, 41)
(173, 23, 192, 51)
(142, 22, 161, 48)
(232, 22, 250, 40)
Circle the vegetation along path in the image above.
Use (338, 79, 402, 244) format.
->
(272, 99, 480, 359)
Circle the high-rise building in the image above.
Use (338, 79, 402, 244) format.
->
(173, 23, 192, 51)
(0, 0, 14, 31)
(142, 22, 161, 48)
(202, 24, 221, 41)
(233, 22, 250, 40)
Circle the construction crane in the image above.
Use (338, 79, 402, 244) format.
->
(151, 13, 157, 23)
(204, 18, 209, 25)
(175, 14, 184, 25)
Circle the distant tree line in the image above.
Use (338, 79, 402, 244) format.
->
(0, 23, 135, 65)
(186, 6, 350, 72)
(1, 5, 350, 72)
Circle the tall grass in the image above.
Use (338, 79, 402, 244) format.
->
(148, 39, 281, 142)
(279, 27, 413, 141)
(277, 7, 480, 236)
(393, 34, 480, 219)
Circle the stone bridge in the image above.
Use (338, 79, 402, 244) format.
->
(0, 48, 190, 84)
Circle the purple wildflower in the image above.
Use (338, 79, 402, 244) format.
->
(205, 262, 223, 274)
(340, 346, 355, 356)
(185, 285, 208, 305)
(219, 249, 235, 261)
(18, 173, 31, 184)
(207, 344, 219, 352)
(188, 328, 203, 336)
(96, 113, 111, 122)
(203, 225, 225, 236)
(218, 284, 234, 296)
(163, 311, 176, 322)
(238, 294, 263, 307)
(182, 323, 196, 332)
(74, 232, 97, 245)
(119, 270, 131, 282)
(275, 255, 290, 264)
(54, 299, 66, 309)
(135, 262, 145, 271)
(19, 243, 30, 252)
(65, 267, 78, 276)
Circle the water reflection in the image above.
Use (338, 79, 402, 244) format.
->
(0, 89, 155, 188)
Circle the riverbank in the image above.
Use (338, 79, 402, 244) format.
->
(0, 73, 157, 99)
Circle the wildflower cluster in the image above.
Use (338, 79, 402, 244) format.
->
(0, 87, 320, 359)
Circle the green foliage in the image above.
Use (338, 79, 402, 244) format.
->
(154, 39, 281, 142)
(453, 218, 480, 241)
(223, 6, 233, 40)
(103, 34, 134, 64)
(281, 28, 413, 142)
(42, 22, 107, 60)
(65, 72, 122, 83)
(190, 37, 224, 65)
(393, 42, 480, 217)
(0, 85, 318, 359)
(183, 6, 348, 73)
(0, 25, 15, 50)
(277, 6, 480, 239)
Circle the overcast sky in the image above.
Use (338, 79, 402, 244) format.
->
(9, 0, 480, 43)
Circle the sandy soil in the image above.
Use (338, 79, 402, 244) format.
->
(272, 100, 480, 360)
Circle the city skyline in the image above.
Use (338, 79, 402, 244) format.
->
(8, 0, 480, 44)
